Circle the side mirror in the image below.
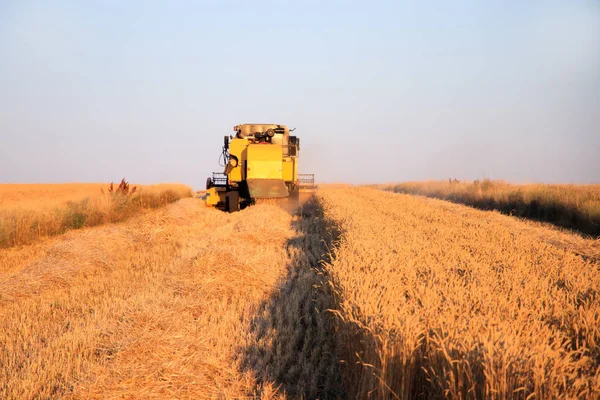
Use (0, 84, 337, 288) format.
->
(224, 135, 229, 149)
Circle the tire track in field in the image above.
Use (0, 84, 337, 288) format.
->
(240, 197, 344, 399)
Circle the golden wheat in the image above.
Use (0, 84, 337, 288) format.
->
(0, 184, 107, 211)
(319, 186, 600, 399)
(0, 183, 192, 248)
(0, 195, 340, 398)
(2, 186, 599, 399)
(379, 180, 600, 236)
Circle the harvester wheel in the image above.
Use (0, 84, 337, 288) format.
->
(226, 191, 240, 212)
(289, 188, 300, 204)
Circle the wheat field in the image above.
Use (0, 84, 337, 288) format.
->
(0, 183, 191, 248)
(319, 187, 600, 399)
(380, 180, 600, 236)
(1, 185, 599, 398)
(0, 184, 107, 210)
(0, 183, 192, 211)
(0, 194, 341, 398)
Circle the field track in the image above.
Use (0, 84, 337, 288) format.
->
(1, 188, 599, 398)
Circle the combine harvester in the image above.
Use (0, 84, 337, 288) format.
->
(205, 124, 315, 212)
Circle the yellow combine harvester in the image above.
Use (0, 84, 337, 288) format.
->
(205, 124, 314, 212)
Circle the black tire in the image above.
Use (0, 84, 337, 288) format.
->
(206, 177, 213, 190)
(226, 191, 240, 213)
(288, 188, 300, 204)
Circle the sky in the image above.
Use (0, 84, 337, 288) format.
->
(0, 0, 599, 188)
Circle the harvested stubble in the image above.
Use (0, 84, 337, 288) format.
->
(0, 183, 192, 248)
(4, 185, 600, 399)
(380, 180, 600, 236)
(319, 187, 600, 399)
(0, 196, 339, 399)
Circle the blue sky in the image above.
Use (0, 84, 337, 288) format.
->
(0, 0, 598, 187)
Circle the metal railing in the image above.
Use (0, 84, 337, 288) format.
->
(298, 174, 315, 188)
(212, 172, 227, 187)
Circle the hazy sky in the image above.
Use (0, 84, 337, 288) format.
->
(1, 0, 599, 188)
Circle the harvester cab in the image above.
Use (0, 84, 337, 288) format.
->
(205, 124, 314, 212)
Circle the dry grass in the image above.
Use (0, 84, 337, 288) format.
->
(0, 196, 340, 399)
(3, 186, 600, 399)
(318, 187, 600, 399)
(0, 183, 192, 248)
(378, 180, 600, 236)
